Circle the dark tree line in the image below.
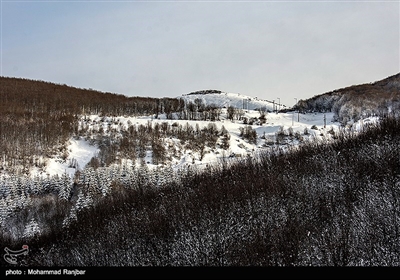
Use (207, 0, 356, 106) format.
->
(177, 98, 223, 121)
(1, 114, 399, 266)
(186, 89, 223, 95)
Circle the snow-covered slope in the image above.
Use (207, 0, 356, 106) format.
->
(44, 138, 99, 178)
(29, 109, 376, 180)
(2, 91, 378, 181)
(181, 91, 283, 111)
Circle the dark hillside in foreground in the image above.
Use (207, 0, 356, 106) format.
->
(4, 114, 399, 266)
(296, 73, 400, 124)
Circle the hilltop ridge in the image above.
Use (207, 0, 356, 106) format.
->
(181, 90, 285, 112)
(297, 73, 400, 124)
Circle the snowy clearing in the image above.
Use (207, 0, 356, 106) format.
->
(39, 138, 99, 178)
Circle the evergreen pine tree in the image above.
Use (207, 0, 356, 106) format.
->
(0, 198, 10, 227)
(31, 175, 42, 195)
(62, 206, 78, 228)
(58, 172, 72, 201)
(98, 168, 111, 197)
(75, 191, 93, 212)
(23, 218, 41, 239)
(161, 165, 174, 187)
(85, 167, 98, 196)
(150, 167, 159, 187)
(137, 164, 150, 189)
(125, 164, 138, 189)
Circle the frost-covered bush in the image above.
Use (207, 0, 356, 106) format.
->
(23, 218, 40, 239)
(239, 125, 257, 144)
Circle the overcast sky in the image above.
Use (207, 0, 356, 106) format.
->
(1, 0, 399, 107)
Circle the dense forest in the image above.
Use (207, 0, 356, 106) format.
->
(1, 113, 399, 266)
(295, 73, 400, 125)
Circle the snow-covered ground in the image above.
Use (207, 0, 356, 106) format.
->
(61, 112, 331, 176)
(27, 107, 379, 179)
(10, 92, 380, 179)
(28, 138, 99, 179)
(45, 138, 99, 178)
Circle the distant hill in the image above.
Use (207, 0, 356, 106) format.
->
(181, 90, 284, 112)
(0, 76, 180, 116)
(296, 73, 400, 124)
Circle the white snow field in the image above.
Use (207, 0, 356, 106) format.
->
(47, 113, 365, 178)
(44, 138, 99, 178)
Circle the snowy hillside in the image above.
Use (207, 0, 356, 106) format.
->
(29, 108, 375, 180)
(296, 73, 400, 125)
(0, 83, 373, 183)
(181, 91, 285, 111)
